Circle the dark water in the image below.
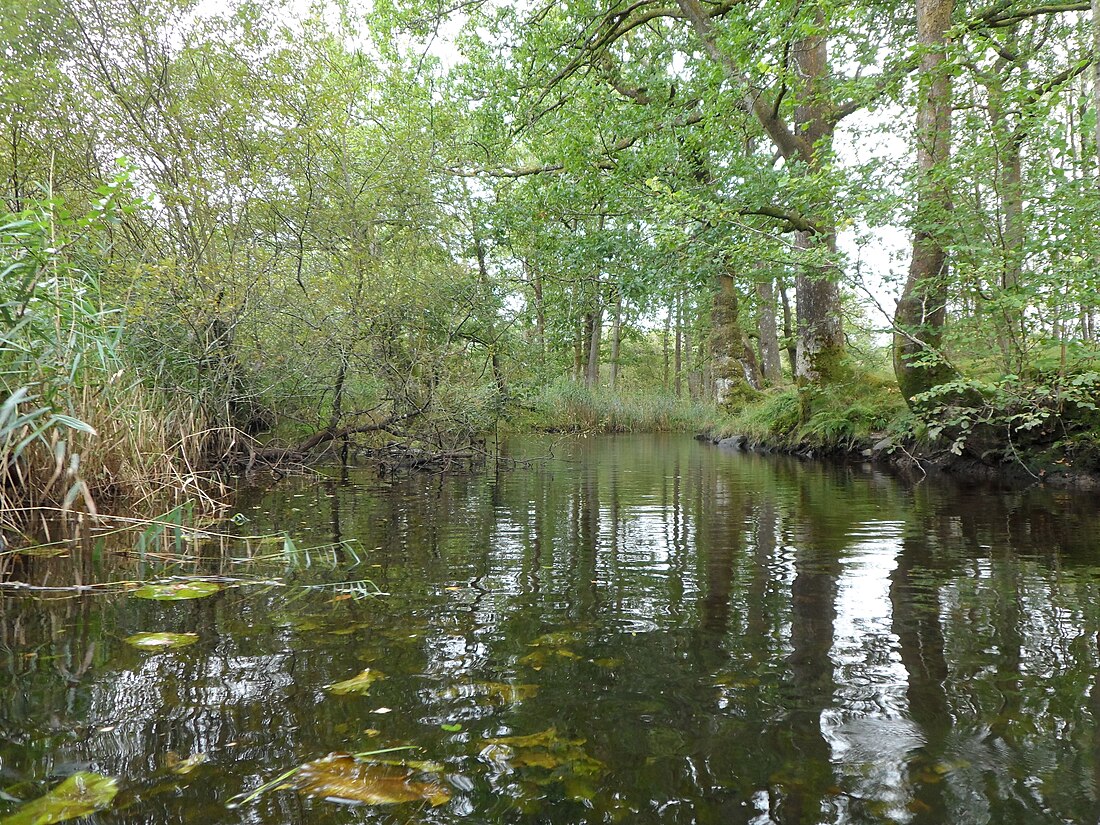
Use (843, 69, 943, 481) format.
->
(4, 435, 1100, 824)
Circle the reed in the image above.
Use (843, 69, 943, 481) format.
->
(0, 187, 222, 537)
(523, 378, 718, 434)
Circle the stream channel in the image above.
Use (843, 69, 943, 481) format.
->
(3, 434, 1100, 824)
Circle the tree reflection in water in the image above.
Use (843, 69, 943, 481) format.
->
(3, 434, 1100, 823)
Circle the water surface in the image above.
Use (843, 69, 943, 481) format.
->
(3, 434, 1100, 824)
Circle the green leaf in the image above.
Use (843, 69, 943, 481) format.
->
(125, 632, 199, 650)
(47, 414, 97, 436)
(326, 668, 384, 695)
(0, 772, 118, 825)
(132, 581, 222, 601)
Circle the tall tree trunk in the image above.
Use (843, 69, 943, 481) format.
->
(1091, 0, 1100, 341)
(755, 275, 784, 384)
(674, 292, 683, 398)
(585, 308, 602, 389)
(573, 316, 586, 382)
(683, 317, 695, 399)
(691, 336, 706, 399)
(1094, 0, 1100, 170)
(663, 305, 672, 391)
(779, 276, 798, 374)
(609, 287, 623, 392)
(894, 0, 957, 405)
(527, 259, 546, 370)
(712, 272, 763, 404)
(677, 0, 846, 386)
(474, 232, 507, 398)
(791, 14, 846, 385)
(984, 56, 1026, 372)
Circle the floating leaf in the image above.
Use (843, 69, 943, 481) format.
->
(518, 649, 580, 669)
(438, 682, 539, 705)
(0, 772, 118, 825)
(125, 632, 199, 651)
(327, 669, 384, 696)
(480, 728, 603, 777)
(527, 630, 581, 648)
(132, 581, 221, 601)
(165, 752, 208, 775)
(292, 753, 450, 807)
(440, 724, 463, 733)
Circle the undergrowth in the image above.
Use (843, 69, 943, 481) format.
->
(517, 379, 719, 434)
(716, 370, 909, 450)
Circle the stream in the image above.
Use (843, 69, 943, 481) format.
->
(3, 434, 1100, 824)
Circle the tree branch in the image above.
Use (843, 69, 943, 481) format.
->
(675, 0, 813, 162)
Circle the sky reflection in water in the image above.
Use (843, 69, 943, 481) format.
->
(2, 434, 1100, 824)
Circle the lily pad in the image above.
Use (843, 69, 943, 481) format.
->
(327, 669, 384, 696)
(125, 632, 199, 651)
(0, 772, 118, 825)
(293, 753, 450, 806)
(132, 581, 222, 601)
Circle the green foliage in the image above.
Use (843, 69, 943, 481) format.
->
(0, 178, 218, 525)
(720, 370, 907, 450)
(521, 379, 718, 434)
(0, 772, 118, 825)
(911, 371, 1100, 468)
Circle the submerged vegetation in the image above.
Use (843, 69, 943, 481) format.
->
(3, 0, 1100, 535)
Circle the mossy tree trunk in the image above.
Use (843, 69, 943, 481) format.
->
(711, 272, 763, 405)
(893, 0, 957, 405)
(755, 275, 784, 385)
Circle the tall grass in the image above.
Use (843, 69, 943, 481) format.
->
(521, 378, 719, 434)
(716, 369, 909, 450)
(0, 185, 220, 535)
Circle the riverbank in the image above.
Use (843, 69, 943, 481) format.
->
(703, 374, 1100, 491)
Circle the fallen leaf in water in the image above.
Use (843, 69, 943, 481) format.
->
(438, 682, 539, 705)
(326, 669, 384, 696)
(518, 649, 580, 668)
(132, 581, 221, 601)
(0, 772, 118, 825)
(527, 630, 581, 648)
(125, 632, 199, 651)
(293, 753, 450, 806)
(480, 727, 603, 776)
(165, 753, 208, 775)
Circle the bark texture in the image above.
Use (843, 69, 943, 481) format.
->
(893, 0, 957, 405)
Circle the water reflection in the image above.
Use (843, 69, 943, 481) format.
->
(3, 435, 1100, 823)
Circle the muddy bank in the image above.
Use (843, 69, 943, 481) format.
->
(699, 432, 1100, 491)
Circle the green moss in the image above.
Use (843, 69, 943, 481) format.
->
(718, 369, 907, 450)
